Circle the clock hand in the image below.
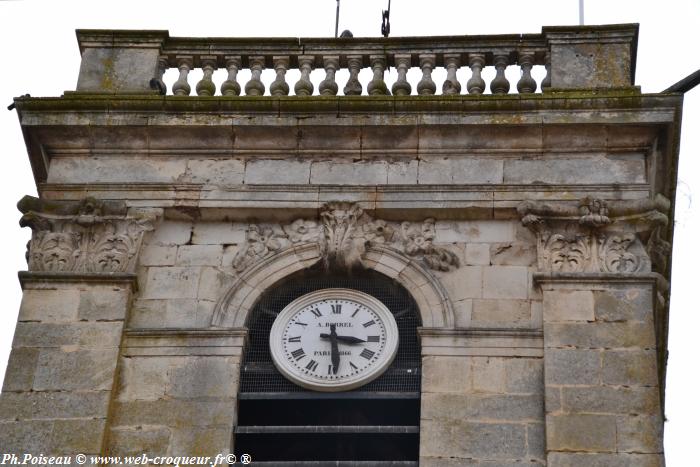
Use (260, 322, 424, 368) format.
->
(320, 333, 366, 344)
(330, 324, 340, 375)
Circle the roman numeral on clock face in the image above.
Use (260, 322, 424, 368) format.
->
(367, 335, 380, 342)
(288, 336, 301, 343)
(291, 348, 305, 360)
(360, 349, 375, 360)
(305, 360, 319, 371)
(310, 308, 322, 317)
(349, 362, 358, 370)
(363, 320, 375, 328)
(331, 304, 342, 314)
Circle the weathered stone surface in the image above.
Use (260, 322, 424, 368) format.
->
(148, 221, 194, 246)
(435, 220, 516, 243)
(118, 356, 171, 401)
(527, 422, 546, 459)
(437, 267, 482, 302)
(310, 160, 388, 185)
(50, 419, 106, 454)
(167, 357, 239, 399)
(184, 158, 245, 185)
(0, 420, 53, 453)
(544, 349, 600, 385)
(168, 427, 232, 456)
(503, 155, 645, 184)
(465, 243, 490, 266)
(47, 157, 188, 184)
(197, 267, 236, 301)
(109, 426, 171, 456)
(192, 222, 246, 245)
(601, 350, 658, 386)
(112, 400, 236, 427)
(594, 287, 653, 322)
(616, 414, 663, 453)
(0, 391, 110, 420)
(543, 322, 656, 349)
(19, 289, 80, 322)
(418, 156, 503, 184)
(175, 244, 224, 266)
(472, 357, 506, 393)
(422, 393, 543, 422)
(13, 322, 122, 348)
(505, 358, 543, 395)
(547, 414, 616, 452)
(139, 244, 178, 266)
(562, 386, 660, 415)
(78, 287, 130, 320)
(142, 267, 201, 299)
(388, 160, 418, 184)
(472, 299, 531, 325)
(547, 452, 664, 467)
(482, 266, 529, 299)
(421, 419, 527, 458)
(245, 159, 310, 184)
(421, 356, 470, 393)
(543, 290, 595, 322)
(1, 348, 39, 392)
(33, 348, 119, 391)
(490, 242, 537, 266)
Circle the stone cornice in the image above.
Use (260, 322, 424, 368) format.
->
(18, 271, 138, 290)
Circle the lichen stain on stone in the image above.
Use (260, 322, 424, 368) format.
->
(100, 57, 117, 92)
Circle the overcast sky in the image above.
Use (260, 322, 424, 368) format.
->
(0, 0, 698, 463)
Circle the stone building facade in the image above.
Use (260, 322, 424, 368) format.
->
(0, 24, 680, 466)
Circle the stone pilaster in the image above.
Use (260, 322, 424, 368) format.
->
(0, 196, 157, 455)
(522, 197, 669, 466)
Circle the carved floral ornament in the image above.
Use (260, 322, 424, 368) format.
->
(518, 195, 672, 274)
(233, 202, 460, 273)
(18, 196, 156, 274)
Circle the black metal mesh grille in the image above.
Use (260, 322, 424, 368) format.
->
(240, 268, 422, 393)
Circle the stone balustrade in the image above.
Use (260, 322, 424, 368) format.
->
(75, 24, 638, 95)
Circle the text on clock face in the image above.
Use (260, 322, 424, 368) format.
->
(281, 299, 387, 380)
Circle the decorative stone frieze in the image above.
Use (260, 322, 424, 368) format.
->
(18, 196, 157, 274)
(232, 202, 459, 273)
(519, 195, 671, 274)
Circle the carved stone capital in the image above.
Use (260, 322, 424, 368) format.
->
(232, 202, 459, 273)
(519, 195, 671, 274)
(18, 196, 158, 274)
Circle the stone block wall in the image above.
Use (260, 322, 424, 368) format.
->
(0, 277, 134, 456)
(540, 277, 665, 467)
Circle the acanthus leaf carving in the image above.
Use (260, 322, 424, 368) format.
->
(520, 195, 671, 274)
(232, 202, 460, 273)
(18, 196, 157, 274)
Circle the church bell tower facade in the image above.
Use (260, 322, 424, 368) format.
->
(1, 24, 679, 466)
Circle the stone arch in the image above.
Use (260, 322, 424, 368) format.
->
(211, 242, 454, 329)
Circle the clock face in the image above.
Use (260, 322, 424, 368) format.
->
(269, 289, 399, 392)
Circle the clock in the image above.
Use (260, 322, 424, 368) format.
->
(269, 288, 399, 392)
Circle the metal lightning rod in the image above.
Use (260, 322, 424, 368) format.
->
(335, 0, 340, 38)
(579, 0, 584, 25)
(381, 0, 391, 38)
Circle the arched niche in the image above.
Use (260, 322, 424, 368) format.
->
(211, 242, 455, 329)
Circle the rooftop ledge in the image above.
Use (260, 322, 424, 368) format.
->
(73, 24, 639, 96)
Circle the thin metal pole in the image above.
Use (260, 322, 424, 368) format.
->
(579, 0, 584, 25)
(335, 0, 340, 38)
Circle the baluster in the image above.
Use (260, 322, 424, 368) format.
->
(490, 53, 510, 94)
(517, 52, 537, 94)
(541, 51, 552, 90)
(344, 55, 363, 95)
(319, 56, 339, 96)
(270, 56, 290, 96)
(196, 56, 217, 96)
(172, 56, 193, 96)
(391, 54, 412, 96)
(294, 56, 315, 96)
(220, 56, 241, 96)
(467, 54, 486, 95)
(442, 54, 461, 95)
(368, 55, 389, 96)
(417, 54, 436, 95)
(245, 56, 266, 96)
